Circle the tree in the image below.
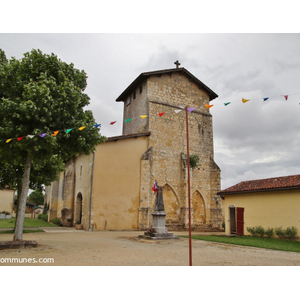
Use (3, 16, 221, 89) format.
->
(28, 189, 44, 206)
(0, 49, 106, 240)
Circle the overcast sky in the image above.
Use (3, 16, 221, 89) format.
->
(1, 2, 300, 189)
(1, 33, 300, 189)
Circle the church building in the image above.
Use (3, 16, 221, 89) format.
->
(45, 65, 223, 231)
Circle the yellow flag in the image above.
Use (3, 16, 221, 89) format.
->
(79, 126, 86, 131)
(6, 139, 12, 143)
(140, 115, 148, 119)
(242, 98, 250, 103)
(52, 131, 59, 136)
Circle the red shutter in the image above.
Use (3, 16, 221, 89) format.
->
(236, 207, 244, 236)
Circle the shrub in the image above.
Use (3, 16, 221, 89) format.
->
(38, 214, 48, 222)
(255, 226, 265, 237)
(265, 227, 274, 238)
(50, 218, 62, 226)
(246, 227, 256, 237)
(285, 226, 297, 239)
(275, 226, 285, 238)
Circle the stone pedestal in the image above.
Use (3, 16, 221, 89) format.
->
(139, 211, 179, 240)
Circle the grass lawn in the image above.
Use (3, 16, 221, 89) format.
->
(181, 235, 300, 253)
(0, 229, 44, 234)
(0, 218, 58, 228)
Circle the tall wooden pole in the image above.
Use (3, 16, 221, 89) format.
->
(185, 106, 192, 266)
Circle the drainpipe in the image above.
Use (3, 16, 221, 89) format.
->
(89, 151, 95, 231)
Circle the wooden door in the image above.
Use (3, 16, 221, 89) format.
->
(236, 207, 244, 236)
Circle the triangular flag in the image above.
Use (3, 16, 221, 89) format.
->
(52, 131, 59, 136)
(224, 102, 231, 106)
(109, 121, 116, 125)
(6, 139, 12, 143)
(174, 109, 183, 114)
(94, 124, 101, 128)
(125, 118, 132, 123)
(205, 104, 214, 109)
(79, 126, 86, 131)
(27, 135, 34, 139)
(140, 115, 148, 119)
(39, 133, 47, 138)
(17, 137, 24, 141)
(158, 112, 165, 117)
(187, 107, 195, 112)
(66, 129, 72, 134)
(242, 98, 250, 103)
(284, 95, 288, 101)
(263, 97, 269, 101)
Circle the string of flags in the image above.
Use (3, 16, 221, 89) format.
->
(1, 92, 298, 144)
(205, 93, 299, 109)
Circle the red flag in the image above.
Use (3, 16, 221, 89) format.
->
(158, 112, 165, 117)
(17, 137, 24, 141)
(152, 180, 158, 195)
(284, 95, 288, 101)
(109, 121, 117, 125)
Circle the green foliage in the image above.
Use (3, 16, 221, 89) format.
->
(28, 189, 44, 205)
(0, 48, 106, 190)
(189, 154, 200, 169)
(183, 235, 300, 253)
(265, 227, 274, 238)
(50, 218, 62, 226)
(274, 226, 285, 238)
(248, 226, 298, 239)
(0, 218, 57, 228)
(284, 226, 297, 239)
(38, 214, 48, 222)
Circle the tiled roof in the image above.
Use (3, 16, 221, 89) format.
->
(219, 174, 300, 195)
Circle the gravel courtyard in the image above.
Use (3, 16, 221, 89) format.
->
(0, 228, 300, 266)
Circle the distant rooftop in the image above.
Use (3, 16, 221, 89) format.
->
(219, 174, 300, 196)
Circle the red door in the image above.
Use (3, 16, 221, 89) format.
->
(236, 207, 244, 236)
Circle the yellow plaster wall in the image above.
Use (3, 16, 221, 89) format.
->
(91, 136, 149, 230)
(0, 189, 15, 214)
(223, 189, 300, 236)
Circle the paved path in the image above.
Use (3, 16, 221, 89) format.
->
(0, 230, 299, 266)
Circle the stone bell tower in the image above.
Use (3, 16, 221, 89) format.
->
(115, 64, 223, 231)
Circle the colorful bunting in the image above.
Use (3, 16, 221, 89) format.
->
(27, 135, 34, 139)
(158, 113, 165, 117)
(284, 95, 288, 101)
(187, 107, 195, 112)
(174, 109, 183, 114)
(39, 133, 47, 138)
(94, 124, 101, 128)
(224, 102, 231, 106)
(263, 97, 269, 101)
(140, 115, 148, 119)
(125, 118, 132, 123)
(109, 121, 117, 125)
(79, 126, 86, 131)
(205, 104, 214, 109)
(6, 139, 12, 143)
(52, 131, 59, 136)
(65, 129, 72, 134)
(242, 98, 250, 103)
(17, 137, 24, 141)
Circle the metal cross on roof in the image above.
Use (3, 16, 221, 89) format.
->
(174, 60, 181, 68)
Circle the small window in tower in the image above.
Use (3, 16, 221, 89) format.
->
(139, 85, 143, 94)
(125, 95, 131, 106)
(133, 91, 136, 99)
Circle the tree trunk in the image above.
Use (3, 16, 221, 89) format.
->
(13, 152, 32, 241)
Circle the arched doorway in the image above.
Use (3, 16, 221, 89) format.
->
(192, 190, 206, 225)
(75, 193, 83, 224)
(162, 184, 180, 226)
